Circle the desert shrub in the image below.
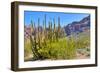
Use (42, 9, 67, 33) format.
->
(76, 34, 90, 49)
(24, 39, 33, 58)
(24, 32, 90, 60)
(38, 37, 77, 60)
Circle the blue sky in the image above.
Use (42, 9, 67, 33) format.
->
(24, 11, 89, 27)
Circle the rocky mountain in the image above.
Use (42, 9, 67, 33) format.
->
(64, 15, 90, 36)
(24, 25, 43, 39)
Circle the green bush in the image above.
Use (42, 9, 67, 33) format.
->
(24, 39, 33, 59)
(37, 37, 77, 60)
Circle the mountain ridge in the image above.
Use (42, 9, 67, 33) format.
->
(64, 15, 90, 36)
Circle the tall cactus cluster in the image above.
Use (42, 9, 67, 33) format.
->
(27, 14, 66, 60)
(24, 14, 79, 61)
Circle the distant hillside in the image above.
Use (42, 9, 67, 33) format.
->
(24, 25, 43, 39)
(64, 15, 90, 36)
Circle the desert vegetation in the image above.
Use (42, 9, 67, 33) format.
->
(24, 14, 90, 61)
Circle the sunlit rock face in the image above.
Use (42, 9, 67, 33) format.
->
(64, 15, 90, 36)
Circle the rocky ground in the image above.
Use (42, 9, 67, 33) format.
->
(76, 48, 90, 59)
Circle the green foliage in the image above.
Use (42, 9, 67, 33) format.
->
(38, 38, 68, 59)
(75, 32, 90, 49)
(24, 39, 32, 57)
